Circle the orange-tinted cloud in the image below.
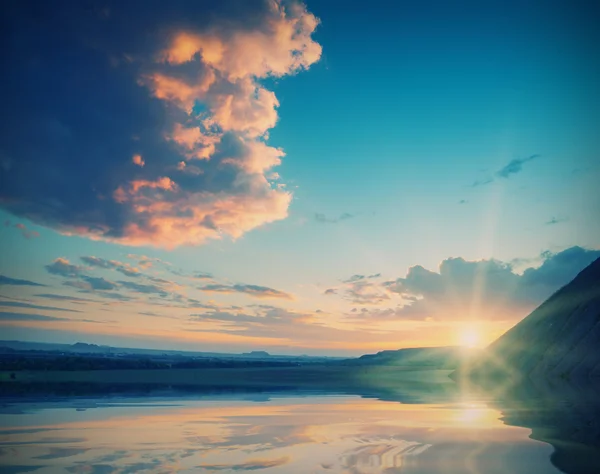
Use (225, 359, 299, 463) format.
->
(116, 188, 291, 249)
(132, 154, 145, 167)
(199, 283, 294, 300)
(0, 1, 320, 249)
(116, 1, 321, 247)
(141, 70, 215, 112)
(160, 2, 321, 80)
(5, 221, 41, 239)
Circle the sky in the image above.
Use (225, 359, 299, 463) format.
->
(0, 0, 599, 356)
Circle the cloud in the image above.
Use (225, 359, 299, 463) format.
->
(4, 221, 40, 239)
(545, 216, 568, 225)
(0, 1, 321, 248)
(496, 154, 539, 178)
(325, 273, 388, 305)
(342, 273, 381, 284)
(125, 254, 171, 270)
(64, 276, 118, 291)
(80, 256, 141, 277)
(0, 275, 46, 287)
(369, 246, 600, 321)
(46, 251, 188, 298)
(471, 154, 539, 186)
(90, 291, 133, 302)
(117, 280, 169, 297)
(344, 280, 390, 305)
(314, 212, 355, 223)
(190, 306, 317, 339)
(197, 457, 290, 471)
(0, 311, 68, 322)
(132, 154, 145, 167)
(82, 276, 118, 291)
(138, 311, 180, 320)
(45, 258, 84, 277)
(0, 300, 82, 313)
(193, 272, 213, 280)
(187, 304, 413, 348)
(0, 311, 105, 325)
(519, 246, 600, 290)
(471, 177, 494, 187)
(46, 254, 183, 301)
(199, 283, 293, 300)
(34, 293, 96, 303)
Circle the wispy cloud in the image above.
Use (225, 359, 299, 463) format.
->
(199, 283, 293, 300)
(80, 256, 141, 277)
(34, 293, 97, 303)
(545, 216, 568, 225)
(45, 258, 84, 278)
(0, 300, 82, 313)
(471, 177, 494, 187)
(496, 154, 539, 178)
(45, 255, 186, 304)
(324, 273, 388, 305)
(0, 275, 46, 287)
(118, 280, 169, 297)
(0, 311, 104, 325)
(0, 311, 68, 322)
(342, 273, 381, 284)
(314, 212, 355, 224)
(4, 220, 40, 239)
(471, 154, 539, 187)
(63, 276, 118, 291)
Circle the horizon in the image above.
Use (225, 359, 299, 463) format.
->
(1, 337, 479, 358)
(1, 0, 599, 356)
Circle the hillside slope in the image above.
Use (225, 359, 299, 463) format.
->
(342, 346, 473, 370)
(469, 257, 600, 382)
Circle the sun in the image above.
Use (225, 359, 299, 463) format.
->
(458, 327, 482, 348)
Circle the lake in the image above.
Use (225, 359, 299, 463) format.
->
(0, 388, 582, 474)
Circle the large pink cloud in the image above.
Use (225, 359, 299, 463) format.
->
(0, 0, 320, 249)
(159, 2, 321, 80)
(113, 1, 321, 248)
(117, 187, 292, 249)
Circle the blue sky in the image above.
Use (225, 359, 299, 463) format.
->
(0, 0, 599, 355)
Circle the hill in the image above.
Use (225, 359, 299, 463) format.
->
(342, 346, 477, 370)
(465, 257, 600, 382)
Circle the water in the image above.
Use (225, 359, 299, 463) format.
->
(0, 391, 579, 473)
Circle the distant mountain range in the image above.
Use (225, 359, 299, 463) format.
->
(0, 339, 478, 370)
(463, 256, 600, 382)
(0, 340, 341, 362)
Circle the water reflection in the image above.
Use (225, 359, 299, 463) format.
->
(487, 379, 600, 474)
(0, 394, 565, 473)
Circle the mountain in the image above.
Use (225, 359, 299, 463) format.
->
(242, 351, 270, 358)
(342, 346, 476, 369)
(465, 256, 600, 382)
(0, 340, 343, 363)
(71, 342, 111, 353)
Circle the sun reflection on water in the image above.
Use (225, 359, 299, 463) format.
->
(0, 395, 561, 473)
